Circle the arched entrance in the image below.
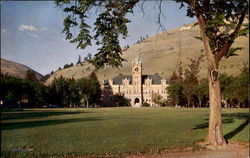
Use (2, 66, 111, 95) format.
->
(134, 98, 140, 107)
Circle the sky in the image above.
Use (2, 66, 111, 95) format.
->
(1, 1, 196, 75)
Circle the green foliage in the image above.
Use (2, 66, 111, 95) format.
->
(182, 55, 204, 107)
(49, 74, 101, 107)
(168, 59, 248, 108)
(56, 0, 248, 70)
(1, 74, 49, 107)
(142, 102, 150, 107)
(55, 0, 139, 69)
(193, 79, 209, 107)
(220, 65, 249, 108)
(151, 92, 166, 107)
(225, 47, 243, 58)
(0, 73, 102, 108)
(167, 81, 183, 106)
(177, 0, 249, 58)
(113, 93, 131, 107)
(63, 63, 74, 69)
(25, 70, 38, 82)
(77, 72, 101, 107)
(167, 55, 205, 107)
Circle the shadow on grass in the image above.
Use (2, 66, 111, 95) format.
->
(224, 119, 249, 140)
(1, 110, 89, 120)
(193, 113, 249, 130)
(2, 116, 112, 130)
(193, 112, 249, 141)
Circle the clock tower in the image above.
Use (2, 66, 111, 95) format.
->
(132, 55, 142, 107)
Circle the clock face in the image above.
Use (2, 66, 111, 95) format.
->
(135, 67, 139, 72)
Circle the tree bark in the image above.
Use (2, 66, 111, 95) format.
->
(207, 69, 225, 145)
(199, 99, 202, 108)
(196, 12, 226, 146)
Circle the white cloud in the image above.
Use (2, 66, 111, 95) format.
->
(41, 27, 49, 31)
(18, 24, 49, 32)
(27, 33, 40, 38)
(19, 24, 38, 31)
(2, 29, 6, 32)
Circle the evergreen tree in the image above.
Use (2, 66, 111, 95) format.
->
(77, 55, 82, 64)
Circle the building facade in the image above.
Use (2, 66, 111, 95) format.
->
(101, 55, 169, 107)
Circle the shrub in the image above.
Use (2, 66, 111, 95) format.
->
(142, 102, 150, 107)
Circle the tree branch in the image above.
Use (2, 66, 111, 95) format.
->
(217, 12, 246, 60)
(137, 0, 146, 16)
(157, 0, 166, 32)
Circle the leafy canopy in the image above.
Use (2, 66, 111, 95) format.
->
(55, 0, 139, 69)
(56, 0, 248, 69)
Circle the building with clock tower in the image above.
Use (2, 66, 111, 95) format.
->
(131, 55, 142, 107)
(101, 55, 169, 107)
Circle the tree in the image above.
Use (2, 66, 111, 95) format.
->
(77, 55, 82, 64)
(56, 0, 248, 146)
(1, 74, 50, 107)
(233, 65, 249, 108)
(88, 72, 101, 106)
(183, 1, 248, 145)
(151, 92, 163, 106)
(25, 70, 38, 82)
(239, 65, 249, 107)
(166, 81, 183, 107)
(219, 74, 234, 108)
(66, 78, 81, 107)
(77, 74, 101, 108)
(113, 93, 130, 107)
(194, 78, 209, 108)
(77, 78, 91, 107)
(182, 55, 204, 107)
(50, 76, 68, 106)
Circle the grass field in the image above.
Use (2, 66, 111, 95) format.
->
(1, 107, 249, 157)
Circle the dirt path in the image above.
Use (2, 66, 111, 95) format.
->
(126, 143, 249, 158)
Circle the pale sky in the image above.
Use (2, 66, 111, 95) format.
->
(1, 1, 196, 75)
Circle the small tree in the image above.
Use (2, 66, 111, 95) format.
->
(182, 55, 204, 107)
(151, 92, 163, 106)
(113, 93, 130, 107)
(194, 79, 209, 108)
(167, 81, 183, 107)
(77, 55, 82, 64)
(25, 70, 38, 82)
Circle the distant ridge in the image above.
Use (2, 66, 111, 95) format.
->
(1, 58, 44, 80)
(46, 22, 248, 85)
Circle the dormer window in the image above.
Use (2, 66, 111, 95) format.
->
(145, 77, 152, 86)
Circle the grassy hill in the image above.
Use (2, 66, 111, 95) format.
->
(1, 58, 44, 80)
(46, 22, 248, 85)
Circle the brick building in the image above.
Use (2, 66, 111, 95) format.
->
(101, 55, 169, 107)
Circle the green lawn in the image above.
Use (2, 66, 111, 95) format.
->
(1, 107, 249, 157)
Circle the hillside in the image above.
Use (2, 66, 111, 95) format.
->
(46, 22, 248, 85)
(1, 58, 44, 80)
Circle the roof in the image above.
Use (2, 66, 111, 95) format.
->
(104, 74, 169, 85)
(142, 74, 163, 85)
(112, 75, 132, 85)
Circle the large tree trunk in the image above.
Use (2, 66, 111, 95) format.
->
(196, 13, 226, 146)
(207, 66, 226, 145)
